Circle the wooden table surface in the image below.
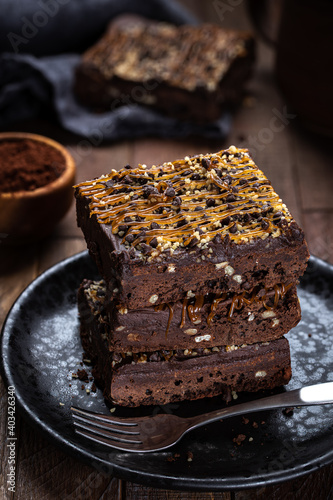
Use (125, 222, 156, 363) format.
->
(1, 2, 333, 499)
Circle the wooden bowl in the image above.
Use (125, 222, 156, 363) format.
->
(0, 132, 76, 245)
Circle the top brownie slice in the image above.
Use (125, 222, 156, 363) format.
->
(74, 15, 255, 123)
(75, 146, 309, 309)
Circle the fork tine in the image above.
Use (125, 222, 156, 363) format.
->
(75, 427, 144, 451)
(73, 418, 142, 444)
(71, 406, 144, 450)
(73, 413, 140, 436)
(71, 407, 138, 427)
(71, 406, 187, 452)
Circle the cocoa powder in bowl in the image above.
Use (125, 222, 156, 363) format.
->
(0, 138, 66, 193)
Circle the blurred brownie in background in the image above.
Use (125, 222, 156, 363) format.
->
(74, 15, 255, 123)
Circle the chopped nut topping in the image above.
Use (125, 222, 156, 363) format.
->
(149, 294, 159, 304)
(215, 261, 228, 270)
(262, 310, 276, 319)
(195, 334, 212, 342)
(225, 265, 235, 276)
(185, 328, 198, 336)
(226, 345, 238, 352)
(127, 333, 140, 341)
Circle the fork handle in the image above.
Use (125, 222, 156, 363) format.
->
(188, 382, 333, 430)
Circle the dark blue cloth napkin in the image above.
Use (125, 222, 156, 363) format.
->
(0, 0, 231, 141)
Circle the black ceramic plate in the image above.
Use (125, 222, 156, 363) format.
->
(1, 252, 333, 491)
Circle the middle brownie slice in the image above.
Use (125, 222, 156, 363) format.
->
(79, 278, 301, 353)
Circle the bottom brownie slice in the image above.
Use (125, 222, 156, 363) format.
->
(111, 340, 291, 407)
(79, 301, 292, 407)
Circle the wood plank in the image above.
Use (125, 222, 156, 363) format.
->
(0, 244, 39, 500)
(55, 140, 133, 238)
(302, 212, 333, 264)
(51, 202, 82, 239)
(290, 127, 333, 211)
(132, 137, 222, 169)
(0, 237, 116, 500)
(66, 140, 133, 182)
(37, 236, 86, 275)
(234, 464, 333, 499)
(0, 243, 40, 329)
(0, 379, 17, 500)
(228, 42, 302, 224)
(289, 110, 333, 263)
(99, 477, 124, 500)
(124, 482, 230, 500)
(14, 418, 117, 500)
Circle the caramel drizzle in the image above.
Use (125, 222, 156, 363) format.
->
(207, 293, 228, 325)
(180, 298, 188, 328)
(226, 282, 293, 320)
(187, 295, 205, 323)
(155, 283, 293, 335)
(154, 302, 174, 338)
(75, 148, 292, 255)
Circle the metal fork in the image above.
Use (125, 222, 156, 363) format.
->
(71, 381, 333, 453)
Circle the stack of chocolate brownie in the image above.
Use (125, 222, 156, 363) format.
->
(75, 146, 309, 407)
